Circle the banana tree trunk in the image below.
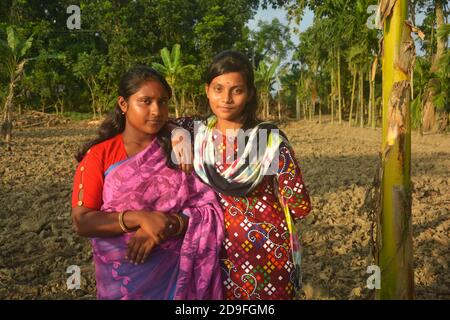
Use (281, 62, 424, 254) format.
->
(181, 91, 186, 116)
(349, 67, 357, 126)
(2, 61, 25, 150)
(2, 81, 15, 148)
(296, 94, 300, 120)
(172, 85, 179, 118)
(378, 0, 415, 300)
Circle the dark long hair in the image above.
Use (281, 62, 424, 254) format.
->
(205, 50, 260, 129)
(76, 66, 174, 165)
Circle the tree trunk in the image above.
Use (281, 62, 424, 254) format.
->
(349, 68, 356, 126)
(319, 102, 322, 124)
(372, 79, 376, 129)
(172, 86, 179, 118)
(2, 61, 25, 150)
(296, 94, 300, 120)
(409, 0, 415, 26)
(2, 81, 15, 149)
(369, 63, 373, 127)
(277, 98, 281, 121)
(181, 91, 186, 116)
(191, 94, 196, 114)
(338, 48, 342, 124)
(303, 102, 307, 121)
(433, 2, 445, 69)
(422, 2, 446, 132)
(378, 0, 415, 300)
(360, 69, 364, 128)
(331, 69, 334, 124)
(309, 103, 313, 122)
(429, 14, 435, 60)
(312, 101, 316, 122)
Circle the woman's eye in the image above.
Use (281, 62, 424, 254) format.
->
(233, 88, 243, 95)
(214, 87, 223, 93)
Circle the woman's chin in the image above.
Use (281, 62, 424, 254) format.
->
(144, 123, 165, 134)
(214, 112, 243, 123)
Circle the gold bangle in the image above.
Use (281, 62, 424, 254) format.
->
(118, 210, 131, 233)
(172, 214, 184, 237)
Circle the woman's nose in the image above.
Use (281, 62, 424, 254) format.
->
(224, 90, 233, 104)
(150, 102, 161, 116)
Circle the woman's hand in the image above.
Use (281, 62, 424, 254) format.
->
(126, 227, 154, 264)
(126, 211, 173, 264)
(171, 128, 193, 174)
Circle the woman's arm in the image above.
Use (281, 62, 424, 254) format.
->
(71, 206, 182, 239)
(276, 142, 312, 220)
(72, 206, 186, 264)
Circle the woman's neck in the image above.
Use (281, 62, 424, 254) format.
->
(122, 126, 156, 156)
(215, 117, 245, 136)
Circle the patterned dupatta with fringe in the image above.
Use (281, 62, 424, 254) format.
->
(193, 116, 303, 294)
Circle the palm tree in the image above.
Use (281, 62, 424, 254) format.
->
(0, 26, 34, 150)
(421, 0, 448, 132)
(378, 0, 415, 299)
(152, 44, 195, 118)
(411, 57, 431, 133)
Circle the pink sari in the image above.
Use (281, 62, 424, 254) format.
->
(92, 137, 224, 300)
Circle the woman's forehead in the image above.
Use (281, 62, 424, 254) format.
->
(134, 81, 169, 97)
(211, 72, 246, 86)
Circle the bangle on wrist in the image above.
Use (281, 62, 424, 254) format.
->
(118, 210, 131, 233)
(169, 213, 184, 237)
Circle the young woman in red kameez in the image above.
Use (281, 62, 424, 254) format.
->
(172, 51, 311, 300)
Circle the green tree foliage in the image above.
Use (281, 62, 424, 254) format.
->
(1, 0, 285, 118)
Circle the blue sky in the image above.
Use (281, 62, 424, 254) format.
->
(248, 7, 314, 46)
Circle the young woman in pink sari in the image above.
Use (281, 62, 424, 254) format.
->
(71, 66, 224, 300)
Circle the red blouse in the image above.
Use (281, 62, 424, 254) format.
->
(71, 134, 127, 210)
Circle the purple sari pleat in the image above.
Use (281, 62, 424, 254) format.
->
(92, 137, 224, 300)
